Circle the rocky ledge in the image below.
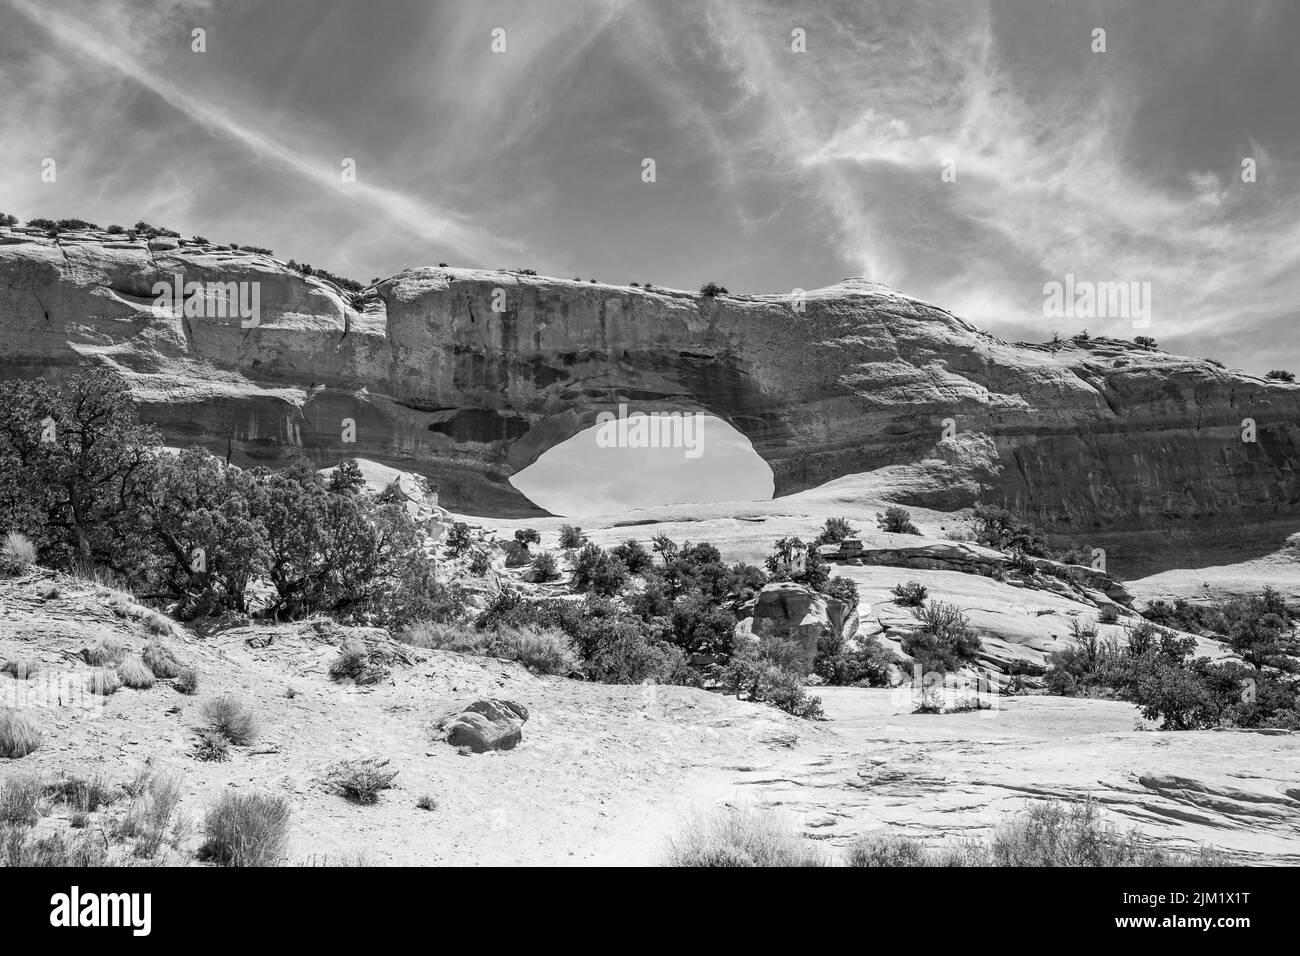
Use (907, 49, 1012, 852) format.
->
(1, 227, 1297, 534)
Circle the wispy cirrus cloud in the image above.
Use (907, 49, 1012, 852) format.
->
(0, 0, 1296, 373)
(0, 0, 525, 265)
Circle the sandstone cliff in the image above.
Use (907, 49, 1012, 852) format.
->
(1, 226, 1297, 532)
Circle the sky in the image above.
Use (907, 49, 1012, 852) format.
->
(1, 0, 1297, 510)
(510, 414, 773, 516)
(1, 0, 1298, 371)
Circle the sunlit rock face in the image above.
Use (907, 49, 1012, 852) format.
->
(1, 227, 1298, 529)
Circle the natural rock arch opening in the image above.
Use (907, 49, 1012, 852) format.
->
(508, 411, 774, 517)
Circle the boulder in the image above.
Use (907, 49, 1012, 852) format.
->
(437, 698, 529, 753)
(750, 582, 834, 670)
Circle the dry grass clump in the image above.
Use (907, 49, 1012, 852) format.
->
(0, 707, 41, 758)
(399, 620, 491, 654)
(199, 790, 291, 867)
(0, 775, 44, 826)
(328, 639, 390, 685)
(85, 667, 122, 696)
(0, 532, 36, 575)
(83, 637, 128, 667)
(46, 774, 113, 816)
(493, 624, 579, 675)
(142, 640, 183, 678)
(116, 653, 156, 689)
(399, 621, 577, 675)
(664, 807, 830, 867)
(846, 800, 1227, 867)
(325, 757, 398, 804)
(115, 767, 183, 859)
(200, 695, 258, 745)
(173, 666, 199, 695)
(0, 826, 109, 867)
(0, 658, 39, 680)
(192, 729, 231, 762)
(103, 589, 179, 637)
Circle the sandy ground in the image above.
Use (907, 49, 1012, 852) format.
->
(3, 567, 1298, 866)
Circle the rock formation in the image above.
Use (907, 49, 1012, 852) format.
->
(744, 582, 856, 671)
(1, 227, 1297, 533)
(437, 698, 529, 753)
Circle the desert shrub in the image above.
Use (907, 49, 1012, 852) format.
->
(1141, 589, 1295, 670)
(660, 539, 756, 598)
(1045, 608, 1299, 730)
(174, 666, 199, 695)
(891, 580, 928, 607)
(720, 639, 823, 718)
(0, 531, 35, 575)
(876, 506, 920, 535)
(664, 807, 828, 867)
(815, 632, 898, 687)
(530, 550, 559, 581)
(0, 371, 160, 576)
(1, 658, 38, 679)
(0, 212, 17, 227)
(0, 825, 109, 867)
(325, 757, 397, 804)
(83, 637, 128, 667)
(699, 282, 728, 298)
(416, 794, 437, 811)
(85, 667, 122, 696)
(969, 504, 1048, 556)
(1133, 336, 1158, 349)
(116, 654, 155, 689)
(115, 768, 181, 858)
(250, 458, 426, 622)
(814, 517, 858, 545)
(669, 591, 737, 657)
(611, 538, 654, 574)
(576, 617, 685, 684)
(328, 638, 389, 685)
(0, 775, 43, 826)
(47, 775, 112, 818)
(846, 833, 948, 867)
(987, 800, 1224, 866)
(1266, 369, 1296, 382)
(903, 602, 982, 673)
(201, 695, 259, 745)
(558, 524, 584, 549)
(501, 539, 530, 567)
(1098, 604, 1120, 624)
(846, 800, 1224, 867)
(193, 729, 230, 762)
(399, 620, 490, 654)
(200, 791, 291, 866)
(729, 562, 768, 599)
(570, 543, 628, 597)
(514, 528, 541, 548)
(380, 556, 464, 630)
(492, 625, 578, 675)
(823, 575, 859, 611)
(145, 447, 266, 616)
(102, 590, 176, 636)
(763, 537, 829, 589)
(629, 574, 673, 621)
(142, 640, 183, 678)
